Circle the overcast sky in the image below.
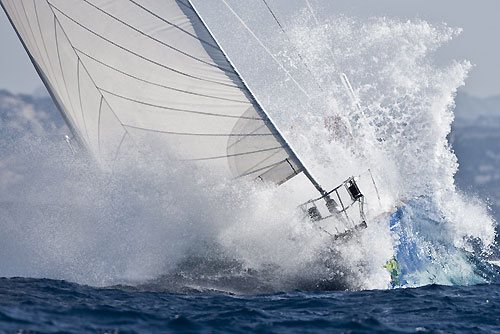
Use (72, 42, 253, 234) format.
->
(0, 0, 499, 98)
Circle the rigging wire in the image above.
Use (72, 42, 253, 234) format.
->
(261, 1, 380, 167)
(219, 0, 332, 196)
(260, 0, 363, 116)
(305, 0, 320, 24)
(261, 1, 362, 135)
(303, 0, 383, 179)
(302, 0, 364, 115)
(220, 0, 311, 98)
(190, 0, 327, 196)
(261, 0, 323, 91)
(302, 0, 373, 139)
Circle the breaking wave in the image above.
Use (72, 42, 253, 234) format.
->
(0, 7, 497, 292)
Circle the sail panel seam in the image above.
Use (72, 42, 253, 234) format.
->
(236, 148, 284, 177)
(226, 123, 269, 150)
(1, 1, 88, 150)
(76, 59, 91, 142)
(237, 159, 288, 178)
(110, 132, 128, 169)
(13, 1, 65, 106)
(184, 146, 282, 161)
(76, 47, 251, 104)
(46, 0, 138, 156)
(97, 96, 103, 156)
(82, 0, 235, 74)
(129, 0, 220, 50)
(98, 88, 261, 120)
(19, 1, 52, 88)
(47, 2, 244, 90)
(33, 0, 66, 105)
(54, 15, 83, 138)
(124, 124, 274, 137)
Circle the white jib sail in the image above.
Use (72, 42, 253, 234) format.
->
(1, 0, 305, 184)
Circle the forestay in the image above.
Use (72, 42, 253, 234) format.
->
(1, 0, 304, 184)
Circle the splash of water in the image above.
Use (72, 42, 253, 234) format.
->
(270, 10, 498, 287)
(0, 9, 497, 292)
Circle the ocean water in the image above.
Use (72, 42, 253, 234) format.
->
(1, 2, 499, 333)
(1, 277, 500, 334)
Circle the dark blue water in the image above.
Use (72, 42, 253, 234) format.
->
(1, 277, 499, 334)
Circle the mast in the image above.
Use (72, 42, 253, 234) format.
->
(188, 0, 327, 196)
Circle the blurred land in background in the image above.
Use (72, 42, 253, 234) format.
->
(451, 93, 500, 224)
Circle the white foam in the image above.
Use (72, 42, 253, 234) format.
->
(0, 10, 496, 291)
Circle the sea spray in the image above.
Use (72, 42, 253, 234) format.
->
(282, 13, 497, 287)
(0, 6, 497, 291)
(195, 4, 497, 287)
(0, 128, 331, 289)
(277, 13, 497, 286)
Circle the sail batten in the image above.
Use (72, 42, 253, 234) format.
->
(1, 0, 309, 185)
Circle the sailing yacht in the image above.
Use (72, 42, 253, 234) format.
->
(1, 0, 377, 239)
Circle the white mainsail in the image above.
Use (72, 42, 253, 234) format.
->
(1, 0, 316, 185)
